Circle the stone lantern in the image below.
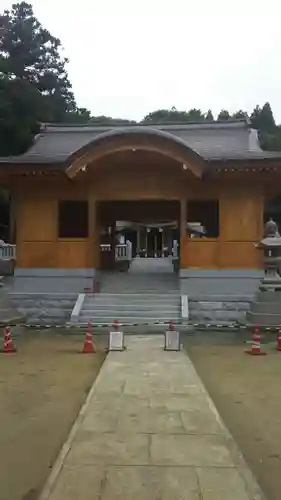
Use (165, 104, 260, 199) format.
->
(255, 218, 281, 291)
(245, 219, 281, 326)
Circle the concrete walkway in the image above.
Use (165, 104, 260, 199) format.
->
(40, 336, 265, 500)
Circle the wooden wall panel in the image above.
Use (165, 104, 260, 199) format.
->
(17, 242, 56, 267)
(181, 240, 219, 268)
(218, 242, 262, 268)
(180, 240, 262, 269)
(220, 192, 263, 241)
(57, 241, 90, 268)
(17, 199, 57, 242)
(12, 168, 265, 271)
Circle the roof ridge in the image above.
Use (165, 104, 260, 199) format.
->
(40, 119, 250, 134)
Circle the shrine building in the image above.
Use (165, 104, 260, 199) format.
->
(1, 119, 281, 302)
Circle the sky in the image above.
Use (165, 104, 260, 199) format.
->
(2, 0, 281, 122)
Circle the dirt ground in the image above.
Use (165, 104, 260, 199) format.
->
(0, 330, 106, 500)
(184, 332, 281, 500)
(2, 329, 281, 500)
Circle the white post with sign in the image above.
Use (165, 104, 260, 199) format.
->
(109, 321, 125, 351)
(164, 321, 180, 351)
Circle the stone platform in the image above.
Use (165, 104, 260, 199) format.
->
(39, 336, 265, 500)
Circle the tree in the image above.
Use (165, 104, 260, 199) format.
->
(232, 110, 248, 120)
(250, 102, 275, 133)
(142, 107, 205, 124)
(0, 2, 76, 120)
(185, 108, 205, 121)
(205, 109, 214, 121)
(142, 109, 176, 123)
(89, 115, 136, 126)
(250, 103, 279, 151)
(0, 76, 41, 155)
(259, 129, 281, 151)
(65, 107, 92, 124)
(217, 109, 231, 121)
(0, 2, 91, 154)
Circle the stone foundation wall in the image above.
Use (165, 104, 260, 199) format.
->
(9, 268, 97, 293)
(8, 293, 77, 325)
(188, 295, 252, 323)
(180, 269, 262, 323)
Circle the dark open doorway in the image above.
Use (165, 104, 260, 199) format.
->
(96, 200, 180, 269)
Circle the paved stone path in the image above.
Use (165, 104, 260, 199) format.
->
(40, 336, 265, 500)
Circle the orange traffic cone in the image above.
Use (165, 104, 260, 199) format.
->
(1, 326, 17, 353)
(245, 325, 266, 356)
(82, 322, 96, 353)
(277, 327, 281, 351)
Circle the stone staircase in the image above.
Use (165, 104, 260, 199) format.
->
(76, 259, 181, 326)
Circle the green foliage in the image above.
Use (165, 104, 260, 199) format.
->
(88, 116, 136, 126)
(250, 102, 275, 132)
(142, 107, 206, 124)
(0, 75, 41, 155)
(217, 109, 231, 121)
(65, 108, 92, 124)
(0, 1, 90, 154)
(250, 103, 281, 150)
(232, 110, 248, 120)
(205, 110, 214, 121)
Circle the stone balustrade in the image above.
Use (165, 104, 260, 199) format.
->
(0, 244, 16, 260)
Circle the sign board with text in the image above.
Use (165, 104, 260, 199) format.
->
(109, 331, 125, 351)
(164, 330, 180, 351)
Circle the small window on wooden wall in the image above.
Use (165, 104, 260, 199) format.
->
(58, 201, 88, 238)
(187, 200, 219, 238)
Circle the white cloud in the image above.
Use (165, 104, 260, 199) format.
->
(2, 0, 281, 121)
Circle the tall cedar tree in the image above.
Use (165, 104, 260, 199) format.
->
(0, 2, 90, 154)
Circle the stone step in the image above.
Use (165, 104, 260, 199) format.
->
(85, 292, 180, 297)
(250, 301, 281, 314)
(87, 290, 180, 298)
(83, 294, 180, 307)
(100, 275, 178, 280)
(86, 299, 180, 305)
(189, 310, 243, 321)
(76, 316, 180, 324)
(188, 294, 253, 302)
(100, 276, 178, 289)
(83, 270, 181, 325)
(189, 301, 250, 311)
(254, 291, 281, 303)
(100, 289, 180, 294)
(246, 311, 281, 325)
(80, 309, 180, 318)
(82, 302, 180, 313)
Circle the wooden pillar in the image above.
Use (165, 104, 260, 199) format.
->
(88, 195, 98, 268)
(180, 199, 187, 268)
(9, 194, 16, 244)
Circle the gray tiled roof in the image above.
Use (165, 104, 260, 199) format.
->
(1, 120, 281, 165)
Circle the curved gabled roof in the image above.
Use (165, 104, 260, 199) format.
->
(1, 120, 281, 173)
(65, 126, 206, 178)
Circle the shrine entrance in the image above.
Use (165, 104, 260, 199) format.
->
(96, 200, 180, 270)
(146, 227, 164, 258)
